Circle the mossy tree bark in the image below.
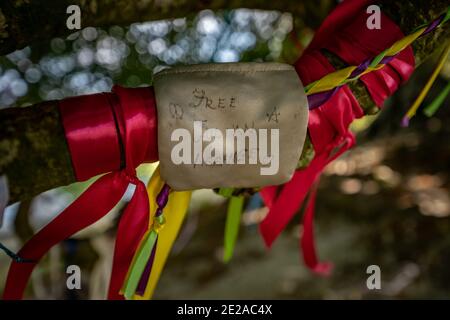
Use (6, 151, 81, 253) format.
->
(0, 0, 449, 203)
(0, 101, 74, 202)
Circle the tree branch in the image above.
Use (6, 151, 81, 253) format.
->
(0, 0, 334, 56)
(0, 0, 449, 203)
(0, 100, 74, 201)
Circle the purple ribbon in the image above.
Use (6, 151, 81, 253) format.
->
(308, 86, 341, 110)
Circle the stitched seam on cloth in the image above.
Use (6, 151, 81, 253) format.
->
(154, 63, 295, 78)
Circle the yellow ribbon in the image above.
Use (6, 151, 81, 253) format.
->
(306, 66, 357, 95)
(384, 28, 425, 57)
(130, 165, 191, 300)
(305, 27, 428, 96)
(405, 41, 450, 120)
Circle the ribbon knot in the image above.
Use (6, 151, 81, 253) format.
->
(3, 86, 158, 300)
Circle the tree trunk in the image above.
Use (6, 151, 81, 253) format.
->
(0, 0, 449, 203)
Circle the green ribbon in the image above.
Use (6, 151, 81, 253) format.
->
(122, 230, 158, 299)
(223, 195, 244, 263)
(444, 6, 450, 24)
(424, 81, 450, 117)
(218, 187, 234, 198)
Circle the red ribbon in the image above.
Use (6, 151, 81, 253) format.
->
(2, 0, 419, 298)
(3, 86, 158, 300)
(260, 0, 415, 275)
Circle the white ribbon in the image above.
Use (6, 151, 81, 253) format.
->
(0, 175, 9, 228)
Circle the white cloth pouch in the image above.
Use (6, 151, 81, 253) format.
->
(153, 62, 309, 190)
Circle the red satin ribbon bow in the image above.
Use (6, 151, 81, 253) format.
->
(260, 0, 415, 275)
(3, 86, 158, 300)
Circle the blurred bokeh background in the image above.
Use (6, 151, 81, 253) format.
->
(1, 3, 450, 299)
